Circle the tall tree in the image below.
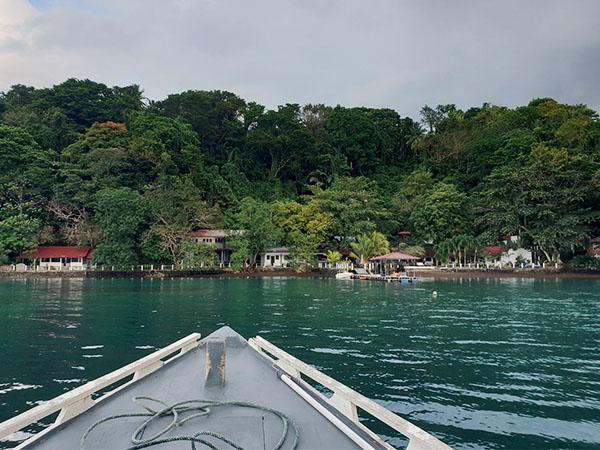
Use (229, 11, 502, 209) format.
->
(154, 90, 246, 164)
(228, 198, 280, 270)
(410, 182, 468, 243)
(306, 176, 387, 246)
(143, 176, 215, 265)
(0, 214, 41, 264)
(275, 200, 332, 270)
(0, 124, 53, 217)
(93, 188, 146, 266)
(477, 145, 598, 262)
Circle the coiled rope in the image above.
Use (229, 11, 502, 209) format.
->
(80, 396, 299, 450)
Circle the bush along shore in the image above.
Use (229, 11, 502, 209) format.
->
(1, 266, 599, 280)
(0, 267, 330, 279)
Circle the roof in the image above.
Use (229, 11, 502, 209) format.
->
(265, 247, 290, 253)
(21, 246, 93, 259)
(590, 237, 600, 244)
(190, 229, 228, 238)
(398, 230, 412, 235)
(370, 251, 420, 261)
(483, 245, 505, 257)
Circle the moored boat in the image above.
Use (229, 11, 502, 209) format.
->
(0, 327, 451, 449)
(335, 271, 354, 280)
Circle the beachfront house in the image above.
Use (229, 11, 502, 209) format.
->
(259, 247, 290, 268)
(20, 246, 94, 270)
(483, 245, 533, 267)
(190, 229, 233, 264)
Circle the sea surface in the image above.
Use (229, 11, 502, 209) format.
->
(0, 277, 599, 449)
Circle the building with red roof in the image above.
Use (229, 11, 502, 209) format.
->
(20, 246, 94, 270)
(483, 246, 505, 258)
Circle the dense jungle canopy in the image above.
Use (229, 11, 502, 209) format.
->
(1, 79, 598, 268)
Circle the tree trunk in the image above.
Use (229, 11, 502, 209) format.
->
(541, 249, 552, 263)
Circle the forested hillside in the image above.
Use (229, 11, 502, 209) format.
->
(1, 79, 598, 268)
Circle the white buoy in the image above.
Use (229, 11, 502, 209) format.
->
(432, 291, 438, 298)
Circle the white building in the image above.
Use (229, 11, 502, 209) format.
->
(500, 248, 532, 266)
(260, 247, 290, 268)
(484, 246, 532, 267)
(20, 246, 93, 270)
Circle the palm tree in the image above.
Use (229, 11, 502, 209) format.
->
(351, 231, 389, 264)
(434, 239, 453, 266)
(463, 235, 485, 266)
(451, 234, 469, 266)
(326, 250, 342, 266)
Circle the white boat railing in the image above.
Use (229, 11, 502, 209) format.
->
(0, 333, 202, 447)
(248, 336, 452, 450)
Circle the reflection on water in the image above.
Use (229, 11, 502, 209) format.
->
(0, 277, 599, 449)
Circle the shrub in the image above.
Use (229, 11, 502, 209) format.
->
(568, 255, 600, 270)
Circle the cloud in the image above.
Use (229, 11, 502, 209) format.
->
(1, 0, 599, 118)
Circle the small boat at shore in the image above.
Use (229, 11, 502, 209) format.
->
(335, 271, 354, 280)
(0, 327, 451, 449)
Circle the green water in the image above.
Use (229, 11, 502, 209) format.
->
(0, 277, 599, 449)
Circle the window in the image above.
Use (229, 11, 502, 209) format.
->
(275, 255, 279, 260)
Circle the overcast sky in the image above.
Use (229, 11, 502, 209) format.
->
(1, 0, 599, 118)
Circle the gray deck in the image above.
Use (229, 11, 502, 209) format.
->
(26, 327, 361, 449)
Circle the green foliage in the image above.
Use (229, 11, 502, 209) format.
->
(307, 177, 386, 245)
(93, 188, 146, 266)
(0, 124, 53, 216)
(433, 240, 453, 264)
(410, 182, 468, 242)
(351, 231, 390, 263)
(154, 90, 246, 165)
(326, 250, 342, 265)
(178, 240, 218, 267)
(397, 244, 425, 258)
(142, 175, 217, 264)
(127, 111, 202, 176)
(2, 78, 600, 266)
(229, 237, 251, 272)
(568, 255, 600, 270)
(227, 198, 280, 271)
(274, 200, 332, 272)
(477, 146, 598, 262)
(288, 234, 318, 272)
(0, 214, 41, 264)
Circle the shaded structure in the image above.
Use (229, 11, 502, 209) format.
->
(369, 251, 420, 275)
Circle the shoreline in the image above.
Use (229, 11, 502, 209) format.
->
(0, 269, 328, 280)
(0, 268, 599, 280)
(413, 268, 600, 280)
